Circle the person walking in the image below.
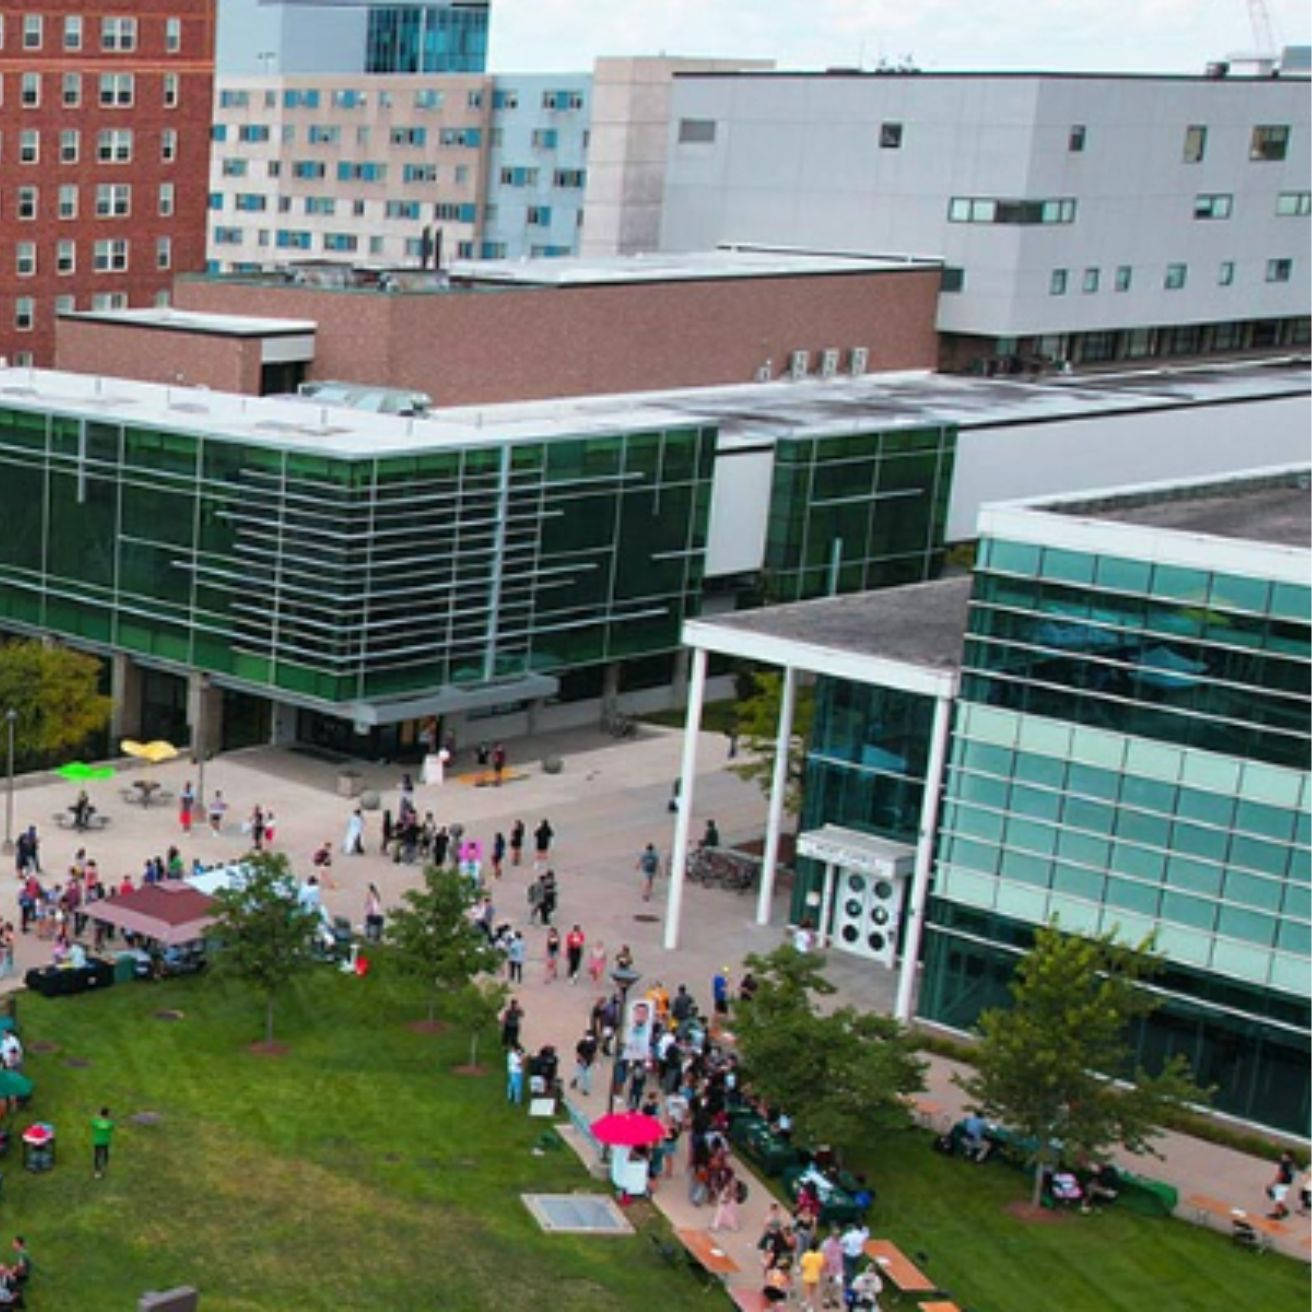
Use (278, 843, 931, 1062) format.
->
(500, 998, 524, 1050)
(507, 931, 525, 983)
(533, 818, 554, 871)
(565, 924, 585, 984)
(571, 1030, 598, 1095)
(491, 831, 506, 880)
(91, 1106, 115, 1178)
(1268, 1149, 1296, 1219)
(364, 883, 384, 942)
(587, 939, 607, 984)
(636, 843, 660, 902)
(799, 1239, 827, 1311)
(178, 781, 195, 835)
(207, 790, 228, 836)
(509, 819, 525, 867)
(544, 927, 561, 983)
(711, 1171, 742, 1232)
(492, 742, 507, 786)
(342, 808, 365, 856)
(538, 869, 558, 926)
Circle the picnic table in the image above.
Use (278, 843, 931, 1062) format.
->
(1188, 1194, 1289, 1249)
(121, 780, 173, 808)
(54, 807, 110, 831)
(921, 1302, 963, 1312)
(675, 1228, 740, 1283)
(862, 1239, 935, 1292)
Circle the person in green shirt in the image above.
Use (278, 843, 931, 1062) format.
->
(91, 1107, 114, 1178)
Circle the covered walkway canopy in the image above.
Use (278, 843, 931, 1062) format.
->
(667, 575, 972, 1020)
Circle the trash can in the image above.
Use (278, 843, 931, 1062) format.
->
(114, 953, 138, 985)
(22, 1123, 54, 1173)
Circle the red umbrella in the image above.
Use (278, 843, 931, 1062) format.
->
(589, 1111, 665, 1148)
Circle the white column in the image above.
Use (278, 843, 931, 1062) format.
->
(895, 692, 954, 1024)
(818, 861, 836, 947)
(756, 665, 796, 926)
(663, 645, 706, 951)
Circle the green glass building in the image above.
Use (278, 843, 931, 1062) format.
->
(922, 478, 1311, 1133)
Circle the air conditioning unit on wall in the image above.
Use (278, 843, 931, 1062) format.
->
(788, 349, 809, 379)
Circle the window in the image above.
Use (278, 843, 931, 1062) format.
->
(323, 233, 358, 252)
(16, 188, 37, 221)
(530, 128, 559, 149)
(306, 125, 338, 144)
(880, 122, 903, 149)
(275, 230, 312, 250)
(467, 89, 482, 109)
(947, 196, 1076, 224)
(212, 226, 243, 245)
(390, 127, 427, 147)
(941, 267, 965, 293)
(267, 161, 281, 178)
(14, 299, 33, 332)
(100, 73, 134, 107)
(19, 130, 38, 164)
(55, 295, 75, 315)
(95, 184, 132, 218)
(1049, 268, 1068, 295)
(163, 73, 179, 108)
(1218, 260, 1235, 286)
(330, 88, 365, 109)
(1276, 191, 1311, 216)
(454, 165, 469, 185)
(677, 118, 716, 145)
(161, 129, 178, 162)
(481, 241, 508, 259)
(434, 202, 476, 222)
(221, 158, 248, 177)
(56, 240, 75, 275)
(15, 243, 35, 277)
(553, 169, 586, 188)
(60, 129, 79, 163)
(413, 89, 443, 110)
(211, 124, 227, 143)
(165, 16, 181, 52)
(159, 182, 175, 216)
(64, 14, 82, 49)
(63, 73, 81, 107)
(93, 239, 130, 272)
(21, 73, 40, 107)
(156, 237, 171, 270)
(492, 89, 518, 109)
(356, 126, 372, 146)
(98, 129, 133, 163)
(235, 193, 267, 212)
(58, 185, 78, 219)
(403, 163, 437, 183)
(219, 90, 249, 109)
(352, 199, 366, 217)
(91, 293, 127, 311)
(1082, 267, 1100, 293)
(439, 127, 481, 147)
(336, 162, 386, 182)
(527, 205, 552, 226)
(1183, 124, 1206, 163)
(101, 17, 138, 51)
(499, 166, 539, 187)
(1266, 258, 1292, 283)
(1249, 124, 1289, 161)
(239, 125, 271, 143)
(282, 89, 321, 109)
(294, 160, 327, 179)
(541, 90, 584, 110)
(1193, 193, 1232, 220)
(1068, 124, 1086, 152)
(1114, 265, 1132, 292)
(1164, 262, 1187, 290)
(22, 14, 42, 50)
(384, 200, 422, 219)
(303, 196, 335, 215)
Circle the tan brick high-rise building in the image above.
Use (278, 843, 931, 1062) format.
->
(0, 2, 215, 365)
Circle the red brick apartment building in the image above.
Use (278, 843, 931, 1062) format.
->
(0, 2, 214, 366)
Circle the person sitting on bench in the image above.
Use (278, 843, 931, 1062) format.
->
(960, 1113, 993, 1163)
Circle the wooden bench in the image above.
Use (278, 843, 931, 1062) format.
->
(921, 1302, 963, 1312)
(862, 1238, 935, 1292)
(1186, 1192, 1291, 1249)
(675, 1228, 740, 1285)
(729, 1289, 773, 1311)
(560, 1097, 603, 1159)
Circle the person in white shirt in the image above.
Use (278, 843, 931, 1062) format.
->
(0, 1032, 22, 1070)
(839, 1222, 870, 1289)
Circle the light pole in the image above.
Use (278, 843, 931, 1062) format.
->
(608, 964, 641, 1113)
(2, 708, 15, 854)
(194, 673, 210, 810)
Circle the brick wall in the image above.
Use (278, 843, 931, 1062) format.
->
(55, 318, 261, 392)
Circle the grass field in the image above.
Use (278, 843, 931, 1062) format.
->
(7, 966, 709, 1311)
(6, 965, 1308, 1311)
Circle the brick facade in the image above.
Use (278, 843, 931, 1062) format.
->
(0, 2, 214, 366)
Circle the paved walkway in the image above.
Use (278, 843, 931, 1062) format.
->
(4, 724, 1308, 1285)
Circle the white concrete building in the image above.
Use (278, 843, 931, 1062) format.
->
(659, 69, 1311, 370)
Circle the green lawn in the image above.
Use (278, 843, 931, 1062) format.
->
(8, 967, 714, 1311)
(842, 1129, 1309, 1312)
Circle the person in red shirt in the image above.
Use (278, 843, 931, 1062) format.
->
(565, 925, 586, 985)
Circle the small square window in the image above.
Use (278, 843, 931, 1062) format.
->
(1266, 258, 1292, 283)
(1082, 267, 1099, 294)
(1249, 124, 1289, 162)
(1218, 260, 1235, 286)
(1114, 265, 1132, 292)
(22, 15, 43, 50)
(1164, 263, 1187, 290)
(879, 122, 903, 149)
(63, 15, 82, 50)
(1049, 268, 1068, 296)
(1182, 124, 1206, 163)
(1068, 124, 1086, 152)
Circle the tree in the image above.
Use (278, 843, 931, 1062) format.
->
(957, 923, 1208, 1207)
(384, 864, 499, 1025)
(445, 977, 508, 1072)
(209, 852, 321, 1046)
(734, 946, 925, 1150)
(730, 670, 815, 818)
(0, 640, 112, 770)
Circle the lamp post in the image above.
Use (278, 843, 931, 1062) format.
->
(2, 708, 15, 854)
(608, 964, 641, 1113)
(194, 673, 211, 810)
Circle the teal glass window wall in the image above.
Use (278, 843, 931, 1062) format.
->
(920, 903, 1310, 1134)
(962, 535, 1311, 770)
(0, 405, 713, 706)
(365, 4, 489, 73)
(762, 426, 955, 603)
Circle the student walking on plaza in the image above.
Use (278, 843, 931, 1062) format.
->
(506, 1046, 525, 1105)
(178, 781, 196, 834)
(533, 818, 554, 871)
(565, 924, 585, 983)
(91, 1106, 115, 1178)
(509, 819, 525, 867)
(208, 790, 228, 836)
(637, 843, 660, 902)
(543, 927, 561, 983)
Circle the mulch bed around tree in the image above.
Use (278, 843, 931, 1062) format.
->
(407, 1019, 449, 1035)
(451, 1064, 487, 1077)
(247, 1041, 290, 1057)
(1005, 1201, 1070, 1225)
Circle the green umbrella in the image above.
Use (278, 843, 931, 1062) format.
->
(57, 762, 114, 782)
(0, 1070, 33, 1099)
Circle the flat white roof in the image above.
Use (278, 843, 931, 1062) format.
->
(448, 244, 940, 286)
(60, 308, 318, 338)
(0, 357, 1305, 460)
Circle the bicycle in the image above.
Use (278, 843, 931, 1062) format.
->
(686, 846, 756, 893)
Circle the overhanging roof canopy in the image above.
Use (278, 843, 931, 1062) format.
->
(85, 880, 215, 947)
(797, 824, 915, 876)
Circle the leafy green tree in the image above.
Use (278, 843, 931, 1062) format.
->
(445, 977, 508, 1071)
(384, 864, 499, 1025)
(730, 670, 815, 818)
(209, 852, 321, 1045)
(957, 923, 1208, 1206)
(0, 640, 112, 770)
(734, 946, 925, 1150)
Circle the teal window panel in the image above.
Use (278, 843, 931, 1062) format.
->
(1153, 923, 1211, 966)
(1111, 841, 1165, 882)
(1181, 751, 1242, 794)
(1056, 829, 1111, 868)
(1229, 834, 1290, 878)
(1223, 868, 1284, 910)
(1239, 764, 1304, 809)
(953, 771, 1009, 808)
(1124, 738, 1183, 783)
(944, 836, 1000, 874)
(1099, 909, 1157, 945)
(1283, 883, 1311, 919)
(1052, 864, 1105, 901)
(1120, 774, 1175, 812)
(993, 881, 1049, 923)
(1165, 855, 1222, 897)
(1067, 762, 1118, 799)
(1296, 808, 1310, 847)
(1048, 893, 1102, 934)
(1105, 877, 1160, 915)
(1234, 799, 1296, 842)
(1210, 572, 1270, 615)
(1009, 783, 1062, 822)
(1065, 796, 1113, 831)
(1171, 820, 1230, 862)
(1005, 817, 1058, 855)
(1269, 581, 1311, 621)
(1210, 939, 1274, 984)
(1150, 563, 1210, 605)
(1069, 727, 1125, 769)
(1270, 952, 1308, 994)
(1013, 751, 1066, 788)
(988, 539, 1041, 575)
(1094, 554, 1152, 593)
(961, 740, 1014, 774)
(998, 848, 1051, 886)
(936, 866, 995, 908)
(1114, 808, 1170, 847)
(1277, 919, 1311, 954)
(953, 806, 1005, 842)
(1041, 547, 1095, 585)
(1176, 786, 1235, 827)
(1216, 904, 1277, 945)
(1160, 890, 1218, 930)
(1288, 845, 1310, 883)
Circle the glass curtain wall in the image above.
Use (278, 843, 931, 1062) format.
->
(365, 4, 489, 73)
